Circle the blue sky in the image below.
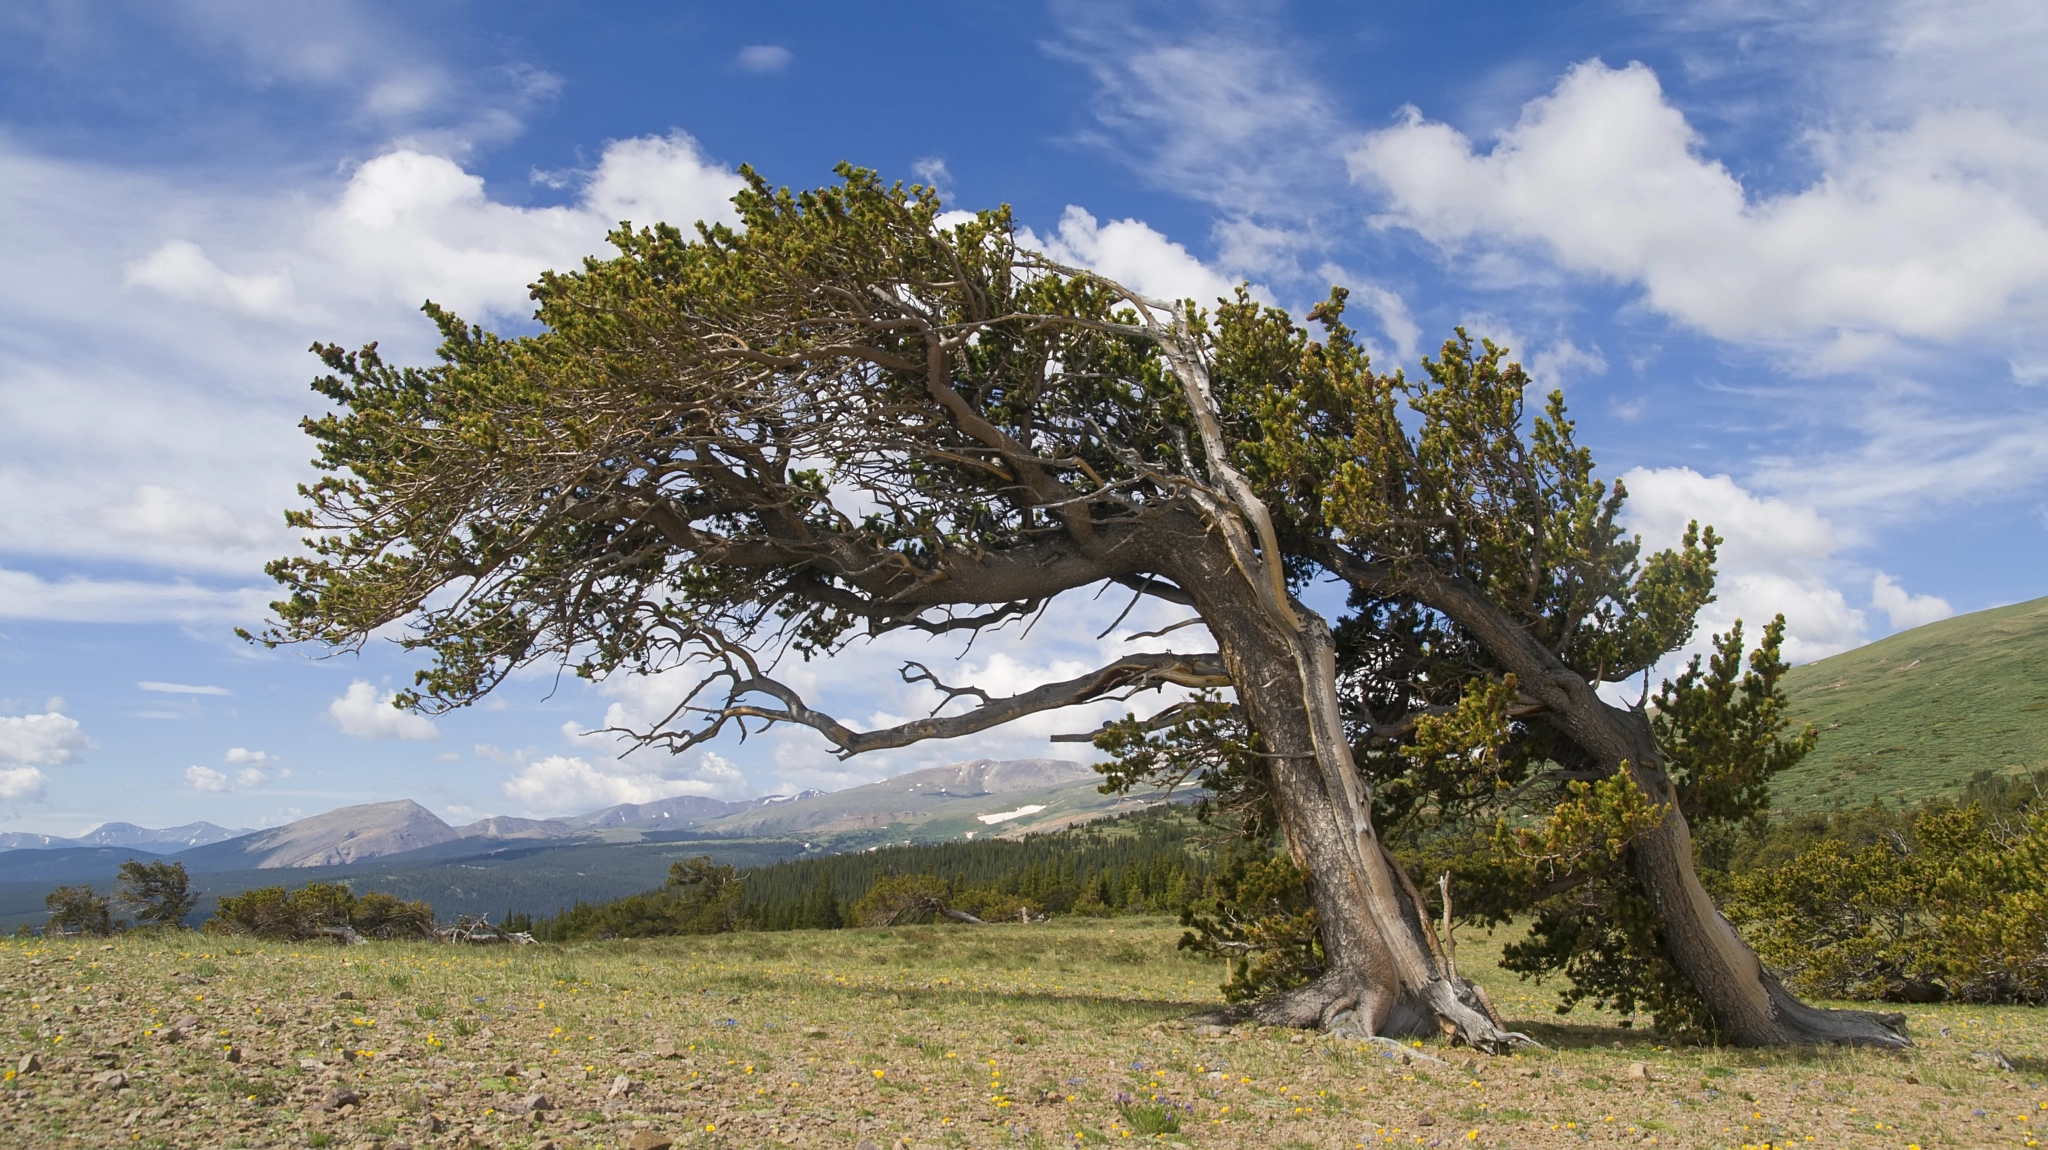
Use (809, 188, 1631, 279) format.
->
(2, 0, 2045, 835)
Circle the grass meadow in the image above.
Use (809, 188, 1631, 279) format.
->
(2, 917, 2043, 1150)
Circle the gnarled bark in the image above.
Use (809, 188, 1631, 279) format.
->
(1163, 525, 1534, 1050)
(1330, 556, 1909, 1048)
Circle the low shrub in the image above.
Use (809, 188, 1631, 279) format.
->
(205, 882, 435, 941)
(528, 856, 742, 940)
(1726, 802, 2048, 1004)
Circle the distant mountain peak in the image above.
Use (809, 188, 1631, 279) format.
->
(173, 799, 458, 870)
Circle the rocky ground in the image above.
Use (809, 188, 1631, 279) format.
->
(1, 919, 2043, 1149)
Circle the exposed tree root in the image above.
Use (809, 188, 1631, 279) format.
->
(1751, 970, 1912, 1049)
(1185, 969, 1542, 1053)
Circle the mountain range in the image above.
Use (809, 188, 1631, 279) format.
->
(0, 821, 250, 852)
(4, 594, 2034, 930)
(0, 784, 829, 857)
(0, 755, 1185, 930)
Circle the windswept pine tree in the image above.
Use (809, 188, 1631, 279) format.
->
(253, 166, 1903, 1047)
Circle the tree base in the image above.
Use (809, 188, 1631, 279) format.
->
(1745, 970, 1911, 1049)
(1187, 970, 1540, 1052)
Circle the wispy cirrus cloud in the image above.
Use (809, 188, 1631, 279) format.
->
(138, 681, 232, 696)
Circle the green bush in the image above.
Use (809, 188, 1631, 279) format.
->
(1176, 839, 1322, 1003)
(116, 859, 200, 927)
(45, 884, 114, 936)
(1726, 803, 2048, 1004)
(529, 855, 741, 940)
(851, 874, 953, 927)
(205, 882, 435, 941)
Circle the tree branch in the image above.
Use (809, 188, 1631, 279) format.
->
(627, 650, 1231, 759)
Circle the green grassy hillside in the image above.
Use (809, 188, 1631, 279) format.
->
(1771, 593, 2048, 812)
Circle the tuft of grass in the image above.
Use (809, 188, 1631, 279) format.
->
(1120, 1102, 1182, 1135)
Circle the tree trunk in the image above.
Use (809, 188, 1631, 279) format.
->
(1404, 570, 1910, 1048)
(1166, 538, 1530, 1048)
(1614, 711, 1910, 1046)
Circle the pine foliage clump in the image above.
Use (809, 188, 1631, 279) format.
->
(206, 882, 435, 940)
(1726, 797, 2048, 1005)
(529, 856, 743, 941)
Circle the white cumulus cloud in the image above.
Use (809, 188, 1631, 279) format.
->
(1620, 467, 1866, 667)
(184, 765, 231, 793)
(501, 752, 744, 816)
(1021, 206, 1261, 308)
(1871, 572, 1955, 631)
(0, 711, 92, 768)
(0, 767, 48, 802)
(0, 130, 745, 606)
(1350, 60, 2048, 346)
(327, 681, 439, 741)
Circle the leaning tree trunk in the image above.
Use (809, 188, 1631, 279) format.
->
(1414, 572, 1910, 1048)
(1166, 538, 1529, 1049)
(1147, 330, 1531, 1049)
(1611, 708, 1910, 1046)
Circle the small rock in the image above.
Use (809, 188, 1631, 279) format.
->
(1627, 1062, 1653, 1081)
(607, 1074, 634, 1099)
(298, 1058, 326, 1071)
(1416, 1112, 1436, 1127)
(1288, 1033, 1306, 1044)
(16, 1053, 40, 1075)
(510, 1093, 553, 1113)
(1972, 1050, 2016, 1071)
(855, 1142, 883, 1150)
(625, 1132, 672, 1150)
(91, 1070, 128, 1091)
(651, 1039, 676, 1058)
(319, 1087, 360, 1111)
(1516, 1067, 1540, 1078)
(172, 1014, 200, 1031)
(802, 1027, 827, 1038)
